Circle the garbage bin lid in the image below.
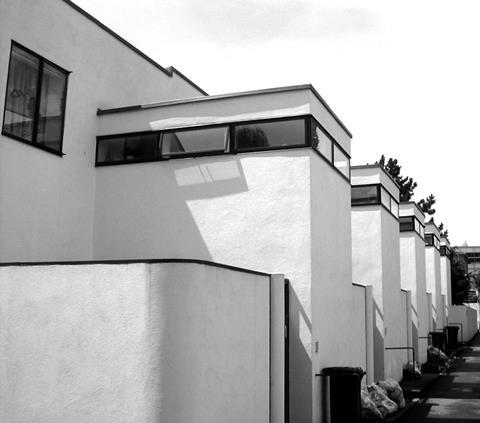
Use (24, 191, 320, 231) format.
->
(322, 367, 366, 377)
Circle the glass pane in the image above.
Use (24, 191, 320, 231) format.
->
(36, 63, 67, 151)
(399, 217, 414, 231)
(235, 119, 305, 151)
(311, 122, 332, 161)
(425, 234, 434, 246)
(420, 225, 425, 238)
(125, 134, 157, 161)
(434, 236, 440, 249)
(97, 137, 125, 163)
(3, 45, 40, 142)
(414, 219, 421, 234)
(390, 198, 399, 217)
(351, 185, 379, 205)
(333, 144, 350, 178)
(380, 187, 390, 209)
(162, 126, 228, 157)
(96, 134, 158, 163)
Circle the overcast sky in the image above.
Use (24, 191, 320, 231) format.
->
(76, 0, 480, 245)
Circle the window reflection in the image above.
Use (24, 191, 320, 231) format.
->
(3, 45, 40, 142)
(97, 134, 158, 163)
(311, 122, 332, 161)
(234, 119, 305, 151)
(351, 186, 379, 205)
(400, 217, 414, 231)
(162, 126, 228, 157)
(2, 43, 68, 154)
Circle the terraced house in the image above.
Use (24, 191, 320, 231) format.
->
(0, 1, 363, 422)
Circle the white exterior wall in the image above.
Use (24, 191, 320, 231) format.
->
(0, 0, 203, 262)
(0, 262, 282, 423)
(440, 238, 452, 321)
(399, 202, 428, 364)
(449, 305, 479, 342)
(351, 208, 384, 380)
(93, 149, 353, 423)
(425, 247, 442, 330)
(352, 284, 368, 383)
(381, 209, 407, 380)
(351, 207, 405, 381)
(400, 234, 428, 364)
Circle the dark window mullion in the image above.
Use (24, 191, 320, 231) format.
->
(305, 117, 311, 147)
(31, 59, 44, 144)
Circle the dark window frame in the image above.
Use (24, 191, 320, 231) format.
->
(440, 245, 451, 259)
(231, 116, 309, 154)
(96, 114, 352, 184)
(2, 40, 70, 157)
(425, 233, 440, 250)
(309, 116, 351, 182)
(351, 184, 381, 206)
(161, 125, 230, 159)
(399, 215, 425, 239)
(351, 183, 399, 220)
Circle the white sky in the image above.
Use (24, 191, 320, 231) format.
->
(75, 0, 480, 245)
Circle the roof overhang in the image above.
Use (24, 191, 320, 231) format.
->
(97, 84, 352, 154)
(350, 165, 400, 200)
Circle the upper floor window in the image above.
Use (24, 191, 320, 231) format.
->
(2, 42, 69, 155)
(233, 118, 305, 152)
(351, 185, 379, 205)
(425, 233, 440, 249)
(399, 215, 425, 238)
(440, 245, 451, 258)
(351, 183, 399, 218)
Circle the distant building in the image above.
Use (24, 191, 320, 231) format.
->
(455, 245, 480, 276)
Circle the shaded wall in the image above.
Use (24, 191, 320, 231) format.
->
(0, 261, 281, 423)
(449, 304, 479, 342)
(94, 150, 354, 423)
(425, 248, 442, 330)
(381, 210, 407, 381)
(0, 0, 203, 262)
(400, 233, 428, 364)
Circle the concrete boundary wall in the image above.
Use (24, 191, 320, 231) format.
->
(449, 304, 479, 343)
(0, 260, 285, 423)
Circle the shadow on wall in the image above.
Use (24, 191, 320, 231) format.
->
(373, 300, 385, 381)
(288, 285, 313, 423)
(94, 157, 250, 260)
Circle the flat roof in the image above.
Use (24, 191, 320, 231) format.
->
(97, 84, 353, 138)
(400, 201, 425, 217)
(351, 164, 401, 189)
(62, 0, 207, 96)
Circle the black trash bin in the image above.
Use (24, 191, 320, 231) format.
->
(430, 331, 446, 351)
(445, 326, 459, 350)
(322, 367, 365, 423)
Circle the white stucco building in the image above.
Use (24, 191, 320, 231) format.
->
(350, 165, 408, 382)
(399, 202, 428, 364)
(440, 236, 452, 320)
(0, 1, 360, 422)
(425, 221, 443, 331)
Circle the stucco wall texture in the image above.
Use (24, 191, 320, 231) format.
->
(0, 262, 280, 423)
(0, 0, 204, 263)
(94, 149, 354, 423)
(351, 206, 407, 382)
(425, 247, 442, 330)
(400, 232, 428, 364)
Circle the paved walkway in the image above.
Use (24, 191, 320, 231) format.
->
(399, 334, 480, 423)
